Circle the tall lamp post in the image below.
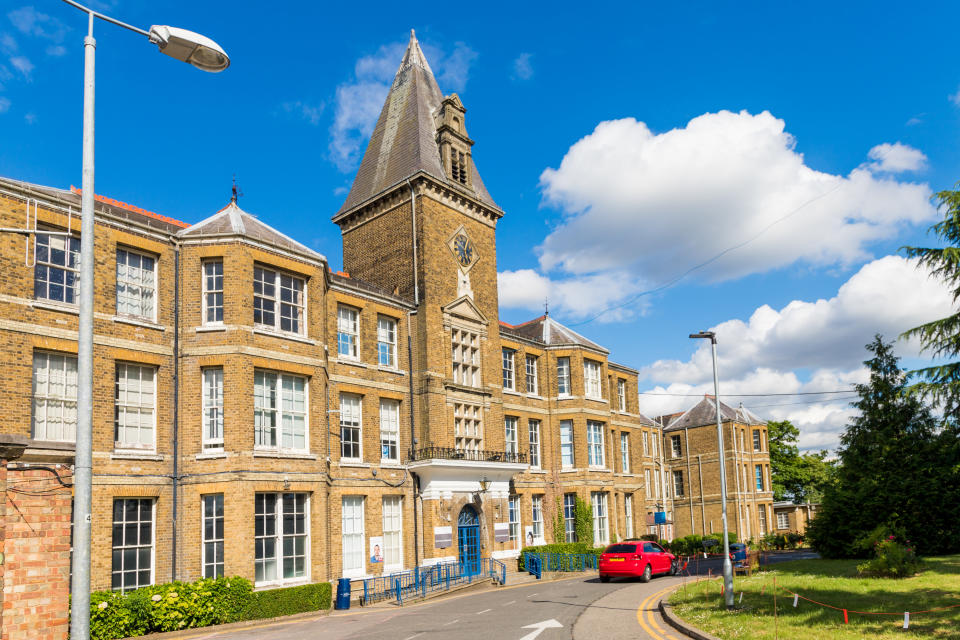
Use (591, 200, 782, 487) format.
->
(60, 2, 229, 638)
(689, 331, 734, 608)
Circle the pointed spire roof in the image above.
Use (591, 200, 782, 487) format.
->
(179, 200, 325, 263)
(499, 314, 609, 354)
(334, 30, 499, 219)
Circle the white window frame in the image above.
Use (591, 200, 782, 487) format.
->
(645, 469, 652, 492)
(202, 493, 224, 578)
(32, 351, 78, 442)
(759, 505, 767, 535)
(557, 357, 571, 396)
(382, 495, 403, 572)
(528, 419, 541, 469)
(254, 371, 308, 453)
(377, 315, 397, 367)
(617, 379, 626, 412)
(454, 402, 483, 452)
(451, 327, 481, 387)
(753, 429, 762, 452)
(587, 420, 605, 468)
(525, 355, 538, 395)
(202, 368, 224, 451)
(755, 465, 764, 491)
(502, 349, 515, 391)
(531, 495, 544, 544)
(591, 492, 608, 545)
(671, 435, 682, 458)
(508, 495, 520, 549)
(380, 398, 400, 463)
(341, 496, 365, 578)
(563, 493, 576, 543)
(625, 494, 634, 539)
(620, 432, 630, 473)
(560, 420, 574, 468)
(202, 259, 223, 325)
(584, 360, 602, 399)
(254, 265, 306, 335)
(777, 512, 789, 530)
(673, 470, 685, 497)
(115, 247, 157, 322)
(111, 498, 155, 592)
(255, 493, 310, 586)
(340, 393, 363, 462)
(114, 363, 157, 451)
(504, 416, 518, 457)
(654, 468, 660, 498)
(34, 231, 80, 305)
(337, 305, 359, 359)
(642, 431, 649, 456)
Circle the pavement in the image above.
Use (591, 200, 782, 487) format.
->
(164, 550, 818, 640)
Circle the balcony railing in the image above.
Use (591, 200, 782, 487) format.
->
(407, 446, 527, 465)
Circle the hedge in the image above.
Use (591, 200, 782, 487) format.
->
(87, 577, 332, 640)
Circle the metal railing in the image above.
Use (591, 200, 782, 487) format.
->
(407, 446, 527, 465)
(523, 552, 598, 579)
(363, 558, 504, 606)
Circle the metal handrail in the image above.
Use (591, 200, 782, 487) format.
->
(408, 446, 527, 464)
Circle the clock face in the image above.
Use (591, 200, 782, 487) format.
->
(453, 233, 474, 268)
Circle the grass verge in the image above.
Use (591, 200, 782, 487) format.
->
(668, 554, 960, 639)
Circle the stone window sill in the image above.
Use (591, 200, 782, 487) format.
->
(339, 460, 371, 468)
(380, 462, 404, 469)
(336, 357, 368, 368)
(195, 451, 228, 460)
(526, 468, 547, 474)
(377, 365, 407, 375)
(559, 468, 579, 474)
(588, 466, 612, 473)
(195, 325, 227, 333)
(113, 315, 165, 331)
(31, 300, 79, 315)
(112, 451, 164, 461)
(253, 450, 317, 460)
(502, 389, 521, 397)
(253, 327, 316, 345)
(254, 578, 311, 591)
(526, 394, 544, 400)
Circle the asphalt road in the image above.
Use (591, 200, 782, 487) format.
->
(177, 551, 818, 640)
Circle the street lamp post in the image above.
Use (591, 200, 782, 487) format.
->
(689, 331, 734, 608)
(60, 2, 229, 638)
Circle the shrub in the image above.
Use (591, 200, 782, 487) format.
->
(241, 582, 332, 620)
(517, 542, 604, 570)
(574, 496, 593, 545)
(857, 534, 922, 578)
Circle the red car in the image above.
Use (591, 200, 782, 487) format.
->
(599, 541, 678, 583)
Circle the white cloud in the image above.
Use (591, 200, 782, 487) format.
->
(951, 87, 960, 107)
(512, 52, 534, 81)
(328, 38, 479, 172)
(0, 32, 16, 54)
(7, 6, 67, 42)
(537, 112, 935, 287)
(281, 100, 325, 126)
(10, 55, 32, 79)
(866, 142, 927, 173)
(45, 44, 65, 57)
(637, 256, 955, 451)
(0, 96, 10, 113)
(498, 268, 646, 322)
(24, 112, 35, 124)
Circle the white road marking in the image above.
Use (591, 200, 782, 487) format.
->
(476, 608, 492, 614)
(443, 619, 460, 626)
(526, 593, 538, 597)
(504, 600, 516, 605)
(403, 634, 423, 640)
(519, 619, 563, 640)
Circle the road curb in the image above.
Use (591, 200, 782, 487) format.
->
(658, 589, 722, 640)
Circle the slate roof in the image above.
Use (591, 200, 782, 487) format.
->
(500, 314, 608, 354)
(663, 397, 767, 432)
(178, 200, 325, 262)
(334, 30, 499, 218)
(0, 176, 188, 233)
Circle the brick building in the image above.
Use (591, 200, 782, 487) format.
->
(657, 397, 774, 541)
(0, 31, 773, 638)
(772, 501, 818, 536)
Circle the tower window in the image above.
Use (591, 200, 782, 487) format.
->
(450, 150, 468, 185)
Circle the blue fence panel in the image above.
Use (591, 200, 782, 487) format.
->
(524, 552, 597, 578)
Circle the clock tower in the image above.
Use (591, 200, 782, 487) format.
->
(332, 31, 521, 555)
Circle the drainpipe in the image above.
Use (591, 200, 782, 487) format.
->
(407, 310, 419, 567)
(171, 244, 180, 581)
(697, 455, 706, 536)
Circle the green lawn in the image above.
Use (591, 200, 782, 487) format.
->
(668, 555, 960, 639)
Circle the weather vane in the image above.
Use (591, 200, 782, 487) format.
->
(231, 174, 244, 203)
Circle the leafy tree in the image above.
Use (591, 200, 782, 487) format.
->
(807, 336, 960, 557)
(768, 420, 835, 503)
(901, 185, 960, 414)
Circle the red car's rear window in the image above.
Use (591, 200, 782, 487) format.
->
(605, 543, 638, 554)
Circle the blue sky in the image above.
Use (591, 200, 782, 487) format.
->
(2, 0, 959, 450)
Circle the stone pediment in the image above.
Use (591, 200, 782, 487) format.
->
(443, 295, 488, 325)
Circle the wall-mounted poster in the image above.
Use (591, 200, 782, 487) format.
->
(369, 536, 383, 563)
(524, 525, 534, 547)
(494, 522, 509, 543)
(434, 526, 452, 548)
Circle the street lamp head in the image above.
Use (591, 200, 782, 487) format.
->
(148, 25, 230, 72)
(689, 331, 716, 343)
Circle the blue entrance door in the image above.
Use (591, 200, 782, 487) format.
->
(457, 506, 481, 576)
